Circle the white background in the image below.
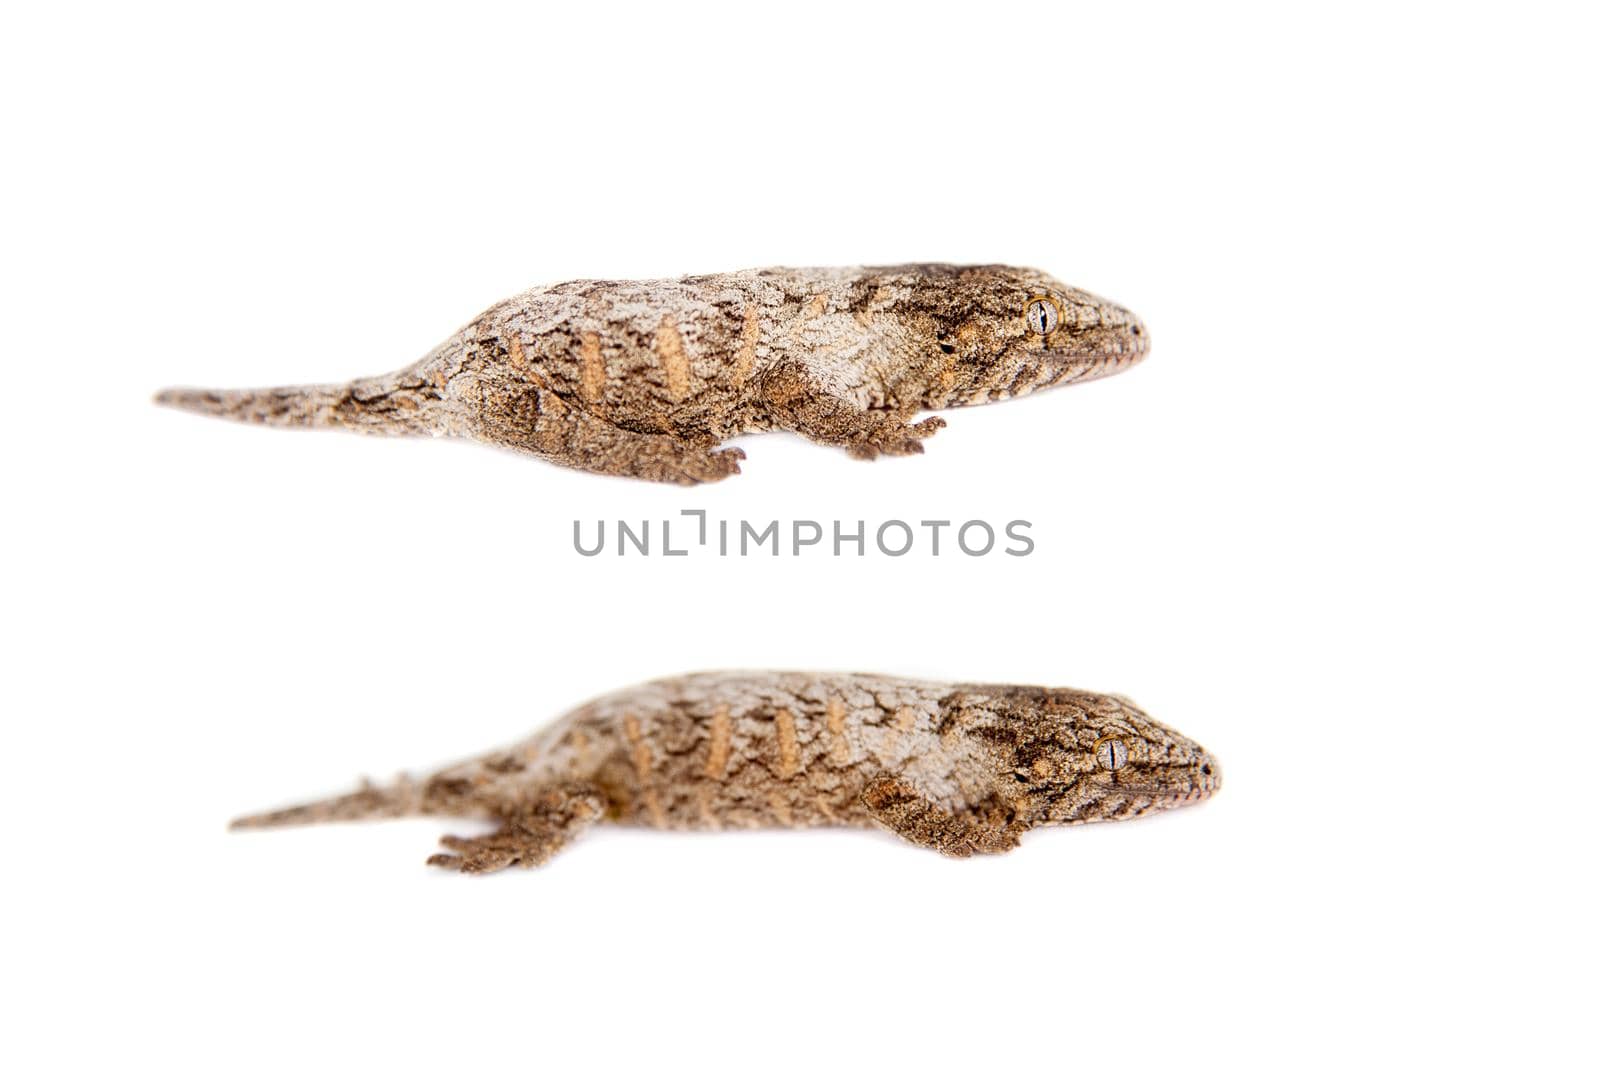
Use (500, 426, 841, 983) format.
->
(3, 3, 1595, 1063)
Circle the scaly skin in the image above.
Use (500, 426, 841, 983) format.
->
(157, 265, 1148, 484)
(232, 671, 1220, 873)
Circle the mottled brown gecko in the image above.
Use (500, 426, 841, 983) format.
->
(232, 672, 1219, 873)
(157, 265, 1148, 484)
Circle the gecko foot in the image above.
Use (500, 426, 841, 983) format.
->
(846, 416, 946, 460)
(579, 440, 744, 486)
(765, 371, 947, 463)
(427, 787, 604, 874)
(671, 445, 745, 485)
(429, 826, 548, 874)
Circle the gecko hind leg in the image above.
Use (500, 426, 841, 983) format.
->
(859, 774, 1023, 858)
(427, 785, 605, 874)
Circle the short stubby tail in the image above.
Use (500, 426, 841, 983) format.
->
(231, 776, 428, 830)
(155, 372, 447, 437)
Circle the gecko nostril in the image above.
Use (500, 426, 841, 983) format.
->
(1201, 764, 1212, 775)
(938, 343, 956, 354)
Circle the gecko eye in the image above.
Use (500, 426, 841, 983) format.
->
(1095, 736, 1129, 771)
(1025, 296, 1061, 336)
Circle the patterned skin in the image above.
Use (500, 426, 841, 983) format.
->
(158, 265, 1148, 483)
(233, 672, 1219, 873)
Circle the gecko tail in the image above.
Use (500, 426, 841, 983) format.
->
(155, 372, 445, 437)
(155, 384, 355, 430)
(230, 776, 425, 830)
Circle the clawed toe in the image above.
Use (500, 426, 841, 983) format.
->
(708, 447, 745, 478)
(426, 790, 603, 874)
(843, 415, 946, 460)
(846, 429, 936, 460)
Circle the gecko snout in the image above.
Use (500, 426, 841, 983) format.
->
(1144, 739, 1222, 806)
(1184, 750, 1222, 802)
(1102, 310, 1150, 370)
(1044, 299, 1150, 381)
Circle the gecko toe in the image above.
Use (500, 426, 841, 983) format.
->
(691, 448, 745, 482)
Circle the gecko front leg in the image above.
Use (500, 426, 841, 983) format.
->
(813, 409, 946, 461)
(859, 775, 1023, 857)
(427, 785, 605, 874)
(759, 367, 945, 460)
(476, 386, 745, 485)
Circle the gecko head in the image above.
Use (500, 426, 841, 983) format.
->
(912, 265, 1149, 408)
(982, 688, 1220, 827)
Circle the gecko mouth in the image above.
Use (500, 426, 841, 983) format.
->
(1113, 773, 1220, 805)
(1115, 787, 1213, 804)
(1092, 329, 1151, 371)
(1049, 328, 1149, 384)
